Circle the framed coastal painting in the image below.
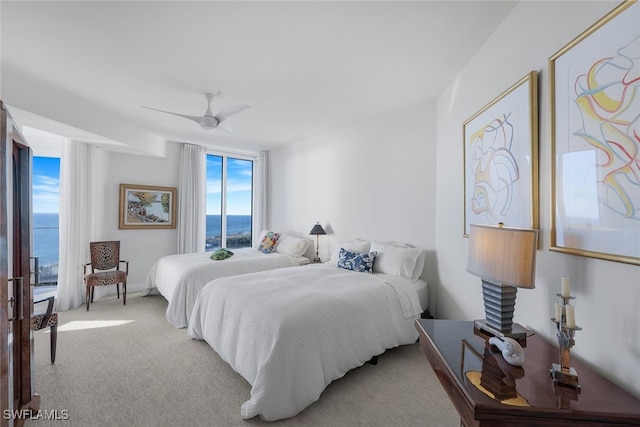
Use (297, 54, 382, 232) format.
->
(550, 0, 640, 265)
(119, 184, 177, 229)
(463, 71, 539, 237)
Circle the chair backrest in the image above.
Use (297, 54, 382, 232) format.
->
(89, 241, 121, 271)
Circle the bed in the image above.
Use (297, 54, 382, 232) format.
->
(187, 240, 427, 421)
(143, 233, 310, 328)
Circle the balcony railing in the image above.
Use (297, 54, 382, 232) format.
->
(30, 256, 58, 286)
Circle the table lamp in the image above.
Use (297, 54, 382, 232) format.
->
(466, 223, 538, 344)
(309, 222, 326, 263)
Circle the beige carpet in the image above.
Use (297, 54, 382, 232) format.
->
(28, 292, 458, 427)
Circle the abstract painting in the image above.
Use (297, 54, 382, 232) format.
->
(550, 0, 639, 265)
(463, 71, 538, 237)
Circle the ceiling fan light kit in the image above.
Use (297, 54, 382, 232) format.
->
(142, 92, 250, 131)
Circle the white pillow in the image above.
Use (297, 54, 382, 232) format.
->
(276, 235, 310, 258)
(370, 240, 425, 280)
(329, 239, 371, 265)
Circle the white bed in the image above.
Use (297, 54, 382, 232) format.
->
(187, 262, 427, 421)
(143, 247, 309, 328)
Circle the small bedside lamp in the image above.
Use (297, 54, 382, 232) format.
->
(309, 222, 326, 263)
(466, 223, 538, 343)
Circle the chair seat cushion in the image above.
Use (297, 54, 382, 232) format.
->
(32, 312, 58, 330)
(85, 270, 127, 287)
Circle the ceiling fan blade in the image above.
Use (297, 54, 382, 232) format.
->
(218, 125, 233, 133)
(214, 105, 250, 123)
(142, 105, 206, 124)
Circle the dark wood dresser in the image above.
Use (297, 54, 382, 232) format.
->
(416, 319, 640, 426)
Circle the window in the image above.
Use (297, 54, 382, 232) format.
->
(206, 154, 253, 250)
(32, 156, 60, 285)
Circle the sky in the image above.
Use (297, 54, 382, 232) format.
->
(206, 155, 253, 215)
(33, 155, 252, 215)
(32, 157, 60, 213)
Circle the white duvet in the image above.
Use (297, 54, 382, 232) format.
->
(143, 248, 306, 328)
(187, 263, 424, 421)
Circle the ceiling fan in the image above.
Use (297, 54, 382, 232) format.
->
(142, 92, 250, 132)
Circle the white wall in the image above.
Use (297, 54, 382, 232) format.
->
(270, 100, 438, 312)
(90, 142, 180, 299)
(435, 1, 639, 396)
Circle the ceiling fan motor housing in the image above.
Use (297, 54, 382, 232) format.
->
(200, 116, 219, 129)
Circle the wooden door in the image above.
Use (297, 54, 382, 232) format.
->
(1, 101, 35, 426)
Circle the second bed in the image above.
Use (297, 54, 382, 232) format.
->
(188, 261, 427, 421)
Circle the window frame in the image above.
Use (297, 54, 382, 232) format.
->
(206, 150, 256, 250)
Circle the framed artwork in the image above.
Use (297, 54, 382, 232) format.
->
(550, 0, 639, 265)
(463, 71, 539, 237)
(119, 184, 177, 229)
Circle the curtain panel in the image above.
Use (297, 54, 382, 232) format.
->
(177, 143, 206, 254)
(56, 139, 93, 310)
(252, 150, 268, 247)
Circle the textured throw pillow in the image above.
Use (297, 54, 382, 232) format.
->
(275, 235, 310, 258)
(337, 248, 377, 273)
(370, 240, 424, 280)
(258, 231, 280, 254)
(211, 248, 234, 260)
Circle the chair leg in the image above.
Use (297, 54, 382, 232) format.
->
(91, 287, 95, 303)
(123, 281, 127, 306)
(50, 324, 57, 364)
(116, 283, 120, 300)
(86, 287, 91, 311)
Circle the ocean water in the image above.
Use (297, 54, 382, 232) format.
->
(32, 213, 253, 266)
(205, 215, 252, 249)
(206, 214, 252, 239)
(33, 213, 60, 267)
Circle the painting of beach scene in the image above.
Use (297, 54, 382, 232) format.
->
(119, 184, 177, 229)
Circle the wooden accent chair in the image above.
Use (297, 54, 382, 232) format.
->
(31, 296, 58, 364)
(83, 241, 129, 311)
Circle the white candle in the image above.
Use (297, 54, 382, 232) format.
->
(561, 276, 570, 297)
(554, 303, 562, 322)
(565, 304, 576, 328)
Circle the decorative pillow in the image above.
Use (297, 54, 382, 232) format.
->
(211, 248, 234, 260)
(275, 235, 310, 258)
(329, 239, 371, 265)
(370, 240, 425, 280)
(337, 248, 377, 273)
(258, 231, 280, 254)
(254, 229, 269, 249)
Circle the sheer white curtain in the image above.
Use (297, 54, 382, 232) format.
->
(56, 140, 92, 310)
(177, 143, 206, 254)
(252, 150, 268, 247)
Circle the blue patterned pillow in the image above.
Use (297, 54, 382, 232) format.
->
(337, 248, 377, 273)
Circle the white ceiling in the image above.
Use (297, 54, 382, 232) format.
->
(1, 1, 517, 155)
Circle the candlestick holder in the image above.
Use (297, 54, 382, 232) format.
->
(550, 293, 581, 392)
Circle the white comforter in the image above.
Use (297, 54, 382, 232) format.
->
(187, 263, 424, 421)
(143, 248, 305, 328)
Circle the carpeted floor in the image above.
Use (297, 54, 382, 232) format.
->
(28, 293, 458, 427)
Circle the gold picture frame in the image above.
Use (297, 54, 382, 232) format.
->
(549, 0, 639, 265)
(463, 71, 539, 237)
(119, 184, 177, 229)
